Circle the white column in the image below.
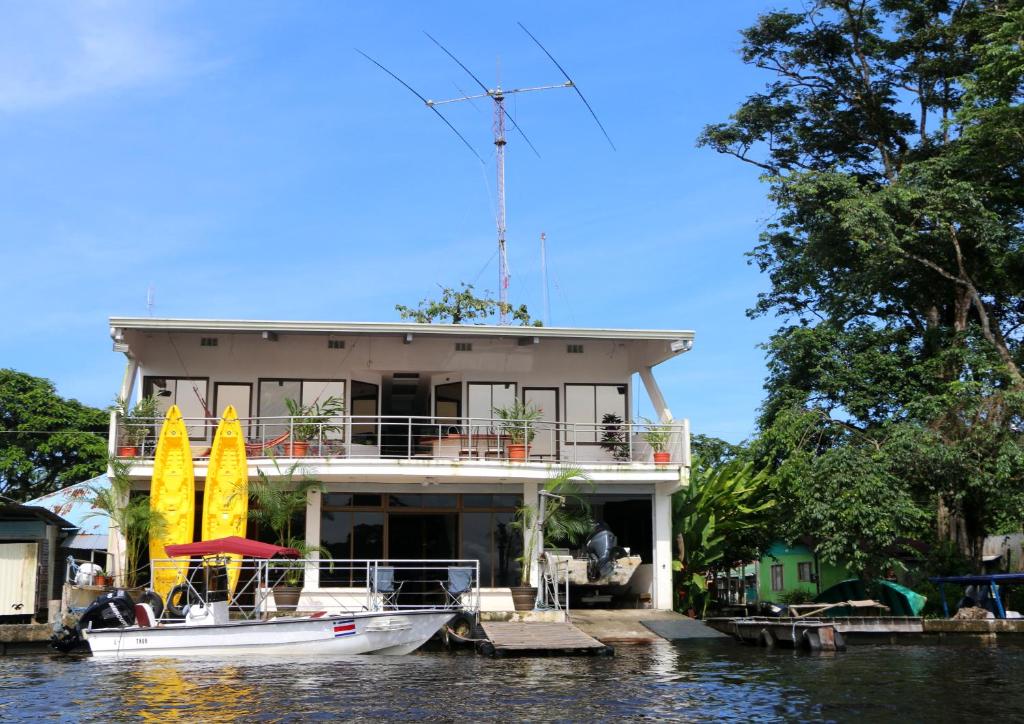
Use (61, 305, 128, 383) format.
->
(639, 366, 673, 422)
(522, 480, 539, 586)
(652, 482, 675, 610)
(305, 488, 322, 589)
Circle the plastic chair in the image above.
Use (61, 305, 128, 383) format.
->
(441, 567, 474, 609)
(373, 567, 403, 610)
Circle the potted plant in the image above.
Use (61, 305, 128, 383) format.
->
(86, 456, 166, 589)
(94, 570, 110, 587)
(599, 413, 631, 462)
(640, 417, 675, 464)
(510, 467, 593, 611)
(115, 395, 159, 457)
(248, 459, 328, 611)
(283, 396, 345, 456)
(493, 399, 543, 461)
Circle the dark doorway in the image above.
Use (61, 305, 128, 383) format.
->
(380, 374, 430, 456)
(388, 513, 458, 606)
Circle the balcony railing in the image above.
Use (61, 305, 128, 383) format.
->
(117, 414, 687, 466)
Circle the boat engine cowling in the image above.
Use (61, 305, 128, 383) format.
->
(585, 523, 630, 582)
(51, 590, 139, 653)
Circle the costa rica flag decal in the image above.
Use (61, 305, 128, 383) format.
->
(333, 619, 356, 638)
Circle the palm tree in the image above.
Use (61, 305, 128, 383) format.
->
(512, 466, 593, 586)
(87, 456, 165, 588)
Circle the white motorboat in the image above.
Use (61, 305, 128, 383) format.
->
(83, 607, 454, 658)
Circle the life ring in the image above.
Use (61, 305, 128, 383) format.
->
(139, 589, 165, 620)
(165, 583, 197, 618)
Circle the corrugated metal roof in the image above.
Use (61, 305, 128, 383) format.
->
(26, 475, 109, 537)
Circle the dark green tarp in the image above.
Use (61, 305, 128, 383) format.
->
(813, 579, 926, 617)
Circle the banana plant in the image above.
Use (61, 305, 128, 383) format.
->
(673, 459, 774, 616)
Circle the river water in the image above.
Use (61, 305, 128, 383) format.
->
(2, 640, 1023, 721)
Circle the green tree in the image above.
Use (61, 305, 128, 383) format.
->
(0, 369, 109, 501)
(702, 1, 1024, 567)
(396, 282, 540, 326)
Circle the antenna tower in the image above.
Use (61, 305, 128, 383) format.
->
(358, 24, 614, 324)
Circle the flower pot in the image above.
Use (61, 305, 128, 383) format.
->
(284, 441, 309, 457)
(507, 444, 529, 461)
(510, 585, 537, 611)
(94, 575, 110, 587)
(273, 585, 302, 612)
(117, 446, 138, 458)
(653, 451, 671, 464)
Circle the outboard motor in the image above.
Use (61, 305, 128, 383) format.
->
(51, 590, 137, 653)
(585, 523, 629, 582)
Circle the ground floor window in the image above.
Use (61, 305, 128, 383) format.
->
(771, 564, 784, 592)
(797, 561, 813, 582)
(318, 492, 522, 587)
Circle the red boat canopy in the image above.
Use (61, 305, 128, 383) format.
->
(164, 536, 300, 559)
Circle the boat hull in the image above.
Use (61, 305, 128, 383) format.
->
(83, 610, 453, 659)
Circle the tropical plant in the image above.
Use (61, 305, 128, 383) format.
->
(512, 467, 594, 586)
(284, 396, 345, 443)
(116, 395, 159, 448)
(493, 399, 544, 445)
(247, 459, 328, 585)
(599, 413, 631, 461)
(639, 417, 674, 453)
(0, 368, 108, 500)
(673, 459, 775, 617)
(86, 456, 165, 589)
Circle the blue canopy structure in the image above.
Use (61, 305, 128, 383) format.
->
(929, 573, 1024, 619)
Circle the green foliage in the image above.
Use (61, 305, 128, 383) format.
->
(673, 460, 775, 616)
(638, 417, 675, 453)
(283, 396, 345, 443)
(115, 395, 158, 447)
(702, 0, 1024, 567)
(512, 467, 593, 585)
(0, 368, 108, 501)
(690, 434, 745, 474)
(86, 456, 165, 589)
(492, 399, 543, 445)
(395, 282, 540, 326)
(599, 413, 631, 461)
(779, 589, 814, 605)
(248, 459, 327, 585)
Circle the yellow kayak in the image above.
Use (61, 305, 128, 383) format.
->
(202, 405, 249, 592)
(149, 405, 195, 601)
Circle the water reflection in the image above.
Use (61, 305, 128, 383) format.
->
(4, 643, 1024, 721)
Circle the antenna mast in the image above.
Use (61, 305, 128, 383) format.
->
(540, 232, 550, 326)
(359, 25, 614, 325)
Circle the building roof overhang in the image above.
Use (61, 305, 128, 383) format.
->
(110, 317, 696, 368)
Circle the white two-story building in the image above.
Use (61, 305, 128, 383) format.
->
(107, 317, 693, 610)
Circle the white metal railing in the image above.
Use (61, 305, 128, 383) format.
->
(149, 557, 481, 621)
(118, 414, 687, 466)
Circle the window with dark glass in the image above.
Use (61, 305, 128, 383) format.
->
(565, 384, 628, 443)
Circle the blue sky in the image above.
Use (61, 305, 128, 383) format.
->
(0, 1, 782, 443)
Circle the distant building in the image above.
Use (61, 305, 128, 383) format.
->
(758, 541, 851, 602)
(106, 317, 695, 610)
(0, 502, 74, 623)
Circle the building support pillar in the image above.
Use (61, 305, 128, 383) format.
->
(653, 481, 676, 610)
(522, 480, 539, 586)
(305, 488, 322, 589)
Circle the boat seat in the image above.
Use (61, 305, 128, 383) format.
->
(134, 603, 157, 628)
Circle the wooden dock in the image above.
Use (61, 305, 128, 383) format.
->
(479, 621, 613, 657)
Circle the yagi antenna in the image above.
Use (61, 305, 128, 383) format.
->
(517, 22, 616, 151)
(359, 28, 613, 324)
(355, 49, 485, 164)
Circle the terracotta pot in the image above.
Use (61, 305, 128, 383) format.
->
(653, 451, 671, 464)
(510, 585, 537, 611)
(507, 444, 529, 461)
(284, 441, 309, 457)
(274, 585, 302, 611)
(94, 575, 110, 587)
(117, 446, 138, 458)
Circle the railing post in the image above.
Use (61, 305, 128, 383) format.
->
(407, 417, 412, 459)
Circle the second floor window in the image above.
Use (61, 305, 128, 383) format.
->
(565, 384, 627, 443)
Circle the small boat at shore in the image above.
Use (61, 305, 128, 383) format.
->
(53, 537, 457, 659)
(82, 606, 454, 658)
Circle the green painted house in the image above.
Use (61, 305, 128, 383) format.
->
(758, 541, 851, 602)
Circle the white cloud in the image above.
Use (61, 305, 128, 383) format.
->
(0, 1, 192, 110)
